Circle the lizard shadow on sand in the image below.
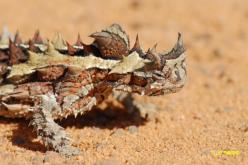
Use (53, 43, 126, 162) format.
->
(0, 103, 148, 153)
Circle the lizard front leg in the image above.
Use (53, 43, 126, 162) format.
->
(112, 91, 158, 120)
(29, 93, 80, 156)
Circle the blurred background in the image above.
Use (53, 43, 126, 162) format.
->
(0, 0, 247, 164)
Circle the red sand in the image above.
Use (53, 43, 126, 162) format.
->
(0, 0, 247, 164)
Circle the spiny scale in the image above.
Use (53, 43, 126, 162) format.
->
(0, 24, 135, 64)
(9, 38, 27, 65)
(32, 30, 44, 45)
(14, 31, 22, 45)
(52, 33, 67, 50)
(131, 34, 144, 56)
(90, 23, 130, 59)
(0, 24, 185, 76)
(75, 33, 83, 47)
(0, 26, 12, 48)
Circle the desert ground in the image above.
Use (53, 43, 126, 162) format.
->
(0, 0, 247, 164)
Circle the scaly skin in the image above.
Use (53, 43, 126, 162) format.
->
(0, 24, 186, 156)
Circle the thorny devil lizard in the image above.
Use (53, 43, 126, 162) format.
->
(0, 24, 186, 156)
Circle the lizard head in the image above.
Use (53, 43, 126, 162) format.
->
(140, 33, 186, 96)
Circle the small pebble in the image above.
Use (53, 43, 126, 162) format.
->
(128, 125, 138, 134)
(111, 128, 125, 137)
(95, 143, 105, 151)
(135, 146, 142, 152)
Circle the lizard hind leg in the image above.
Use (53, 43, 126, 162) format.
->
(29, 93, 80, 156)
